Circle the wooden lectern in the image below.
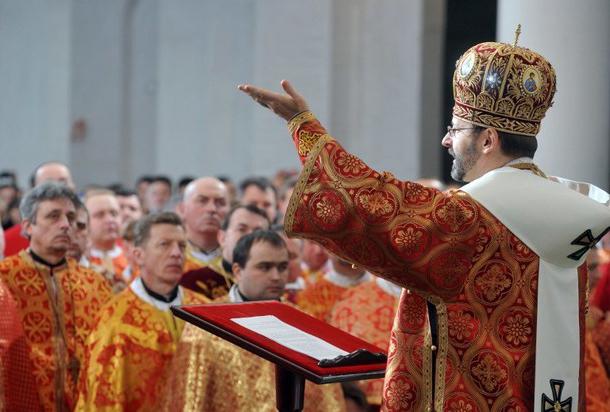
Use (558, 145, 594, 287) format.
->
(172, 301, 387, 412)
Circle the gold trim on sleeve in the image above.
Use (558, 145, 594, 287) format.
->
(284, 134, 332, 236)
(288, 111, 317, 134)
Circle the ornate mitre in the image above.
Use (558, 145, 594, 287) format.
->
(452, 27, 556, 136)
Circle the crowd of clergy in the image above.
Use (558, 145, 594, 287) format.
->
(0, 161, 609, 411)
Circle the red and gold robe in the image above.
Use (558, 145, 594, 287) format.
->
(584, 331, 610, 412)
(160, 294, 346, 412)
(180, 255, 233, 299)
(283, 111, 605, 411)
(295, 276, 349, 322)
(75, 282, 208, 411)
(295, 267, 371, 322)
(330, 278, 400, 405)
(0, 251, 112, 411)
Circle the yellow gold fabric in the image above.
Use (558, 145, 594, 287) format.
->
(452, 41, 556, 136)
(183, 245, 219, 273)
(160, 296, 346, 412)
(75, 287, 207, 412)
(0, 251, 112, 411)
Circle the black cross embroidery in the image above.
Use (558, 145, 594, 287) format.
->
(567, 227, 610, 261)
(541, 379, 572, 412)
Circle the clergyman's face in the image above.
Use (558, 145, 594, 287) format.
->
(234, 240, 289, 301)
(86, 194, 121, 246)
(136, 223, 187, 288)
(441, 117, 482, 182)
(181, 179, 229, 235)
(218, 208, 269, 262)
(240, 185, 277, 223)
(24, 198, 76, 257)
(117, 195, 143, 230)
(66, 208, 89, 261)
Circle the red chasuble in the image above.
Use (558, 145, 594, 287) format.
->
(282, 111, 605, 411)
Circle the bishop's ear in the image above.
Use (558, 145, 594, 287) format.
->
(480, 127, 500, 154)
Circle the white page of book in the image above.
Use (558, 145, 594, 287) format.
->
(231, 315, 349, 361)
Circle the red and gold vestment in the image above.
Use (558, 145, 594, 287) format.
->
(295, 276, 349, 322)
(330, 278, 400, 405)
(283, 112, 609, 411)
(0, 251, 112, 411)
(75, 281, 207, 411)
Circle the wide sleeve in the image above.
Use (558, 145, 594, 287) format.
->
(284, 112, 485, 301)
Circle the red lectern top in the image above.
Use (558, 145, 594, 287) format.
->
(171, 300, 387, 384)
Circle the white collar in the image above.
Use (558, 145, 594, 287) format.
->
(130, 277, 183, 311)
(90, 244, 123, 259)
(188, 243, 221, 263)
(122, 265, 134, 282)
(79, 256, 91, 268)
(228, 284, 243, 303)
(375, 277, 403, 297)
(504, 156, 535, 166)
(284, 277, 306, 290)
(324, 265, 372, 288)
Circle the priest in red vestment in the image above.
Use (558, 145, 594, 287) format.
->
(239, 32, 610, 410)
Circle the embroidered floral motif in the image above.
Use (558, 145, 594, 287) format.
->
(498, 309, 532, 348)
(335, 151, 367, 176)
(447, 306, 478, 346)
(398, 295, 426, 333)
(357, 191, 394, 216)
(395, 227, 423, 252)
(470, 351, 509, 394)
(383, 375, 417, 411)
(429, 251, 472, 297)
(474, 262, 513, 304)
(434, 197, 476, 233)
(404, 182, 434, 204)
(449, 398, 475, 412)
(315, 199, 342, 225)
(391, 223, 429, 260)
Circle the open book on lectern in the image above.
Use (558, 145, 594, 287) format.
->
(171, 300, 387, 382)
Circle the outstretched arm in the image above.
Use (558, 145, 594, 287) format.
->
(238, 80, 310, 121)
(238, 80, 483, 301)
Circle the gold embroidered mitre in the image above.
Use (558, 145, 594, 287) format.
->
(452, 38, 556, 136)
